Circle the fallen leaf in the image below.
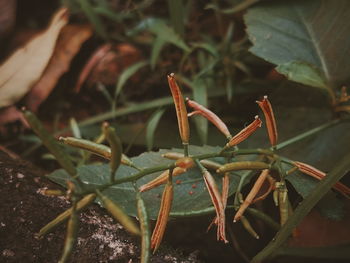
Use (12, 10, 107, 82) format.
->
(26, 24, 93, 111)
(0, 8, 68, 108)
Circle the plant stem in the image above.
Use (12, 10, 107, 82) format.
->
(273, 118, 340, 151)
(251, 152, 350, 263)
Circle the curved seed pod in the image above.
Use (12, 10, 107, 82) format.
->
(58, 201, 78, 263)
(151, 181, 173, 252)
(226, 116, 262, 148)
(240, 216, 259, 239)
(217, 161, 270, 174)
(97, 191, 140, 236)
(202, 170, 227, 243)
(186, 99, 231, 139)
(39, 193, 96, 237)
(175, 157, 195, 169)
(294, 161, 350, 197)
(234, 169, 269, 222)
(136, 191, 150, 263)
(139, 167, 186, 192)
(252, 174, 276, 204)
(256, 96, 278, 146)
(167, 73, 190, 145)
(103, 123, 123, 181)
(22, 109, 76, 177)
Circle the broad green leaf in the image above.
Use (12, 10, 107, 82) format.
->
(146, 108, 166, 150)
(167, 0, 185, 37)
(48, 145, 254, 219)
(245, 0, 350, 89)
(276, 61, 327, 89)
(128, 18, 190, 52)
(115, 61, 148, 98)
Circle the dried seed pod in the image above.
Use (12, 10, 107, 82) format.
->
(278, 186, 289, 226)
(167, 73, 190, 145)
(240, 216, 259, 239)
(234, 169, 269, 222)
(103, 123, 122, 181)
(39, 193, 96, 237)
(217, 161, 270, 174)
(136, 191, 150, 263)
(202, 170, 227, 242)
(226, 116, 262, 148)
(252, 174, 276, 204)
(59, 201, 78, 263)
(294, 161, 350, 197)
(186, 99, 232, 139)
(256, 96, 278, 146)
(139, 167, 186, 192)
(151, 181, 173, 252)
(97, 191, 140, 236)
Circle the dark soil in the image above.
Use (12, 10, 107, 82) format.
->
(0, 151, 201, 263)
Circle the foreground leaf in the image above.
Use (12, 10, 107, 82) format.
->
(49, 145, 253, 219)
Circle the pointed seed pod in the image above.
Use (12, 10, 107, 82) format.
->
(136, 191, 150, 263)
(59, 136, 136, 168)
(167, 73, 190, 144)
(234, 169, 269, 222)
(252, 174, 276, 204)
(139, 167, 186, 192)
(240, 216, 259, 239)
(43, 189, 64, 196)
(294, 161, 350, 197)
(278, 187, 289, 226)
(39, 193, 96, 237)
(151, 181, 174, 252)
(256, 96, 278, 146)
(217, 161, 270, 174)
(186, 99, 232, 139)
(97, 191, 140, 236)
(226, 116, 262, 148)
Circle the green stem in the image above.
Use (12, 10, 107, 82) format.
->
(251, 152, 350, 263)
(273, 119, 340, 151)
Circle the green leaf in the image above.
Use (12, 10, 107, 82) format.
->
(48, 145, 253, 219)
(192, 78, 208, 145)
(276, 61, 327, 89)
(128, 18, 190, 52)
(115, 61, 148, 98)
(245, 0, 350, 89)
(150, 37, 166, 70)
(146, 108, 166, 150)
